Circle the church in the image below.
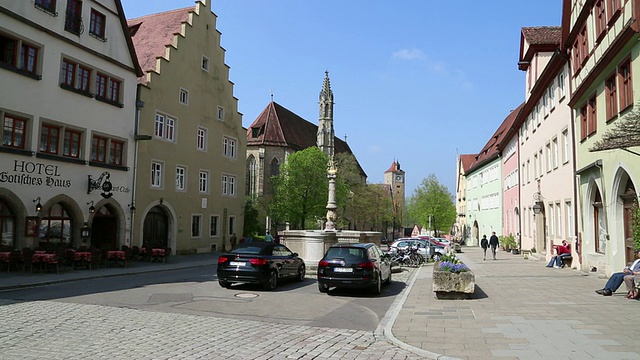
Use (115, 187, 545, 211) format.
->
(245, 72, 403, 235)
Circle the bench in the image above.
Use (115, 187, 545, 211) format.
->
(560, 255, 573, 268)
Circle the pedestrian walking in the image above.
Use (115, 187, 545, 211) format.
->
(264, 231, 274, 243)
(480, 235, 489, 261)
(489, 231, 499, 260)
(229, 233, 237, 249)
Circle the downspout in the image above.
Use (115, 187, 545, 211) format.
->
(130, 85, 144, 247)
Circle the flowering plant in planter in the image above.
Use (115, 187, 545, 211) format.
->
(438, 261, 469, 273)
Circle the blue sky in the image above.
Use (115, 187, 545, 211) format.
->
(121, 0, 562, 198)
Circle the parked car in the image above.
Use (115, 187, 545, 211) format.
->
(317, 243, 392, 295)
(217, 242, 306, 290)
(389, 238, 446, 260)
(434, 238, 451, 247)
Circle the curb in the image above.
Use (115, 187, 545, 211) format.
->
(375, 266, 463, 360)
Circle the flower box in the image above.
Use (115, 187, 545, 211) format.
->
(432, 262, 475, 300)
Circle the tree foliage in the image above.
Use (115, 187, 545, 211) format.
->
(269, 147, 330, 229)
(591, 103, 640, 151)
(406, 174, 456, 235)
(243, 198, 262, 236)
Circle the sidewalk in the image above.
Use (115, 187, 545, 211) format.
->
(0, 253, 218, 291)
(390, 246, 640, 360)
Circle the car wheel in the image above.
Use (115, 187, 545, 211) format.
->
(371, 272, 382, 295)
(263, 270, 278, 291)
(318, 282, 329, 293)
(296, 264, 306, 281)
(218, 280, 232, 288)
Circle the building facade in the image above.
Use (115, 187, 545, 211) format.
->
(128, 0, 245, 254)
(564, 0, 640, 275)
(0, 0, 141, 250)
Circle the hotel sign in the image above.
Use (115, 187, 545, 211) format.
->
(0, 160, 71, 188)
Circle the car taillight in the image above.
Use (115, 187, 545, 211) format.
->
(249, 258, 268, 266)
(218, 256, 228, 264)
(358, 261, 375, 269)
(318, 261, 330, 268)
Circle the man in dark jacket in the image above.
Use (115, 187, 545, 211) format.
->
(489, 232, 499, 260)
(480, 235, 489, 260)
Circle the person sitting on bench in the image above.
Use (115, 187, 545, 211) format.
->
(546, 240, 571, 268)
(596, 249, 640, 296)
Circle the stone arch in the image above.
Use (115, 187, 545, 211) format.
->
(88, 198, 126, 250)
(611, 166, 637, 264)
(586, 180, 606, 255)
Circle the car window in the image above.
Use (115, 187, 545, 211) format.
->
(326, 247, 365, 259)
(232, 246, 263, 255)
(272, 245, 292, 256)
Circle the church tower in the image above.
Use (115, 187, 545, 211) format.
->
(317, 71, 335, 157)
(384, 160, 405, 237)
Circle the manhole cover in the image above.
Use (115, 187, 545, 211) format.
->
(235, 293, 259, 298)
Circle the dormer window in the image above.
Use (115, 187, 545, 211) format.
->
(251, 125, 265, 138)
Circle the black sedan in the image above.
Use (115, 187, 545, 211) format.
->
(317, 243, 392, 295)
(217, 242, 306, 290)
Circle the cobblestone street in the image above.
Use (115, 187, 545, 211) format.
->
(0, 299, 422, 360)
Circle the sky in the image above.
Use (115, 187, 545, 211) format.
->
(121, 0, 563, 198)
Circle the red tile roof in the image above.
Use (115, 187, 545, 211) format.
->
(247, 101, 366, 176)
(521, 26, 561, 45)
(384, 161, 403, 173)
(467, 103, 524, 174)
(127, 7, 194, 84)
(459, 154, 476, 173)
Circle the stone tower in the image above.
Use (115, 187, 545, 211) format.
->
(317, 71, 335, 158)
(384, 160, 405, 235)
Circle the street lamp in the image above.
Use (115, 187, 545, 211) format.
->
(532, 191, 544, 215)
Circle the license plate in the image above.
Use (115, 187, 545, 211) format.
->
(334, 267, 353, 273)
(229, 261, 245, 266)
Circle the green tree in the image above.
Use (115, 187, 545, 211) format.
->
(406, 174, 456, 236)
(243, 198, 262, 236)
(269, 147, 329, 229)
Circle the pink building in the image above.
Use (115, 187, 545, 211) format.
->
(500, 135, 521, 245)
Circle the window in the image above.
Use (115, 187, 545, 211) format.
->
(96, 72, 123, 106)
(197, 127, 207, 151)
(77, 65, 91, 92)
(542, 93, 549, 117)
(2, 114, 26, 149)
(566, 201, 573, 238)
(151, 161, 162, 188)
(191, 215, 201, 238)
(202, 56, 209, 72)
(562, 130, 569, 164)
(39, 203, 72, 246)
(558, 72, 566, 99)
(35, 0, 57, 14)
(549, 204, 555, 237)
(154, 113, 176, 141)
(588, 95, 597, 137)
(619, 58, 633, 111)
(526, 160, 530, 183)
(580, 103, 588, 141)
(1, 33, 41, 78)
(61, 59, 76, 87)
(556, 202, 562, 239)
(552, 137, 558, 169)
(247, 156, 257, 196)
(89, 9, 106, 40)
(64, 0, 82, 34)
(229, 216, 235, 235)
(91, 135, 125, 166)
(63, 128, 81, 158)
(210, 215, 218, 236)
(605, 72, 617, 120)
(223, 136, 236, 158)
(546, 143, 552, 173)
(21, 43, 39, 75)
(179, 88, 189, 105)
(217, 106, 224, 121)
(199, 170, 208, 193)
(608, 0, 622, 23)
(176, 166, 186, 191)
(595, 0, 607, 40)
(548, 85, 555, 110)
(594, 189, 605, 253)
(222, 174, 236, 196)
(39, 123, 60, 154)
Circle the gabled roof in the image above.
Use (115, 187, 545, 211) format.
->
(384, 160, 403, 173)
(519, 26, 561, 70)
(459, 154, 476, 174)
(127, 7, 194, 84)
(247, 101, 366, 177)
(467, 103, 524, 174)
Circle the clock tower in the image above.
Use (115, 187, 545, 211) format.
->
(384, 160, 405, 236)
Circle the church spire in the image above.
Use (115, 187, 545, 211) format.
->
(317, 71, 335, 158)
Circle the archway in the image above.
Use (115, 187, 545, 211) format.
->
(0, 199, 16, 249)
(143, 206, 168, 248)
(91, 205, 118, 250)
(472, 220, 479, 246)
(618, 177, 637, 264)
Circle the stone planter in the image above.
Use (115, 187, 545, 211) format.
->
(432, 265, 475, 300)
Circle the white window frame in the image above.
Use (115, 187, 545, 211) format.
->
(556, 202, 562, 238)
(223, 136, 237, 158)
(549, 204, 555, 237)
(179, 88, 189, 105)
(565, 201, 573, 238)
(222, 174, 236, 196)
(199, 170, 209, 193)
(562, 129, 569, 164)
(151, 161, 163, 188)
(197, 127, 207, 151)
(176, 165, 186, 191)
(191, 214, 202, 238)
(217, 106, 224, 121)
(558, 71, 566, 99)
(548, 84, 556, 109)
(552, 137, 559, 169)
(546, 143, 552, 173)
(155, 112, 175, 141)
